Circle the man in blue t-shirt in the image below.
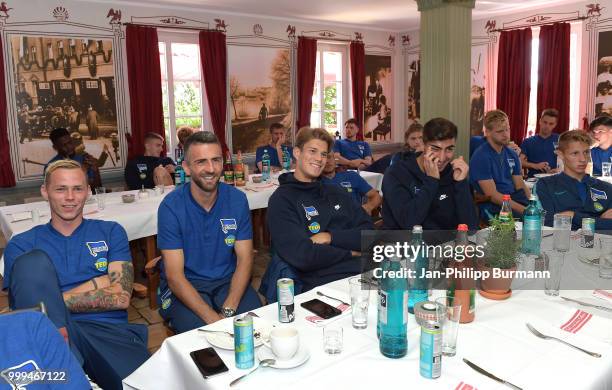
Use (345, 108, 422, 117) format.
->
(520, 108, 561, 177)
(124, 132, 175, 190)
(0, 311, 90, 390)
(589, 116, 612, 176)
(334, 118, 373, 170)
(254, 122, 294, 172)
(470, 110, 531, 220)
(321, 155, 381, 215)
(44, 128, 102, 191)
(3, 160, 149, 390)
(157, 131, 261, 333)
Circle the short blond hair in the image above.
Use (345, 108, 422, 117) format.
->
(558, 129, 591, 151)
(295, 127, 334, 153)
(44, 159, 84, 185)
(484, 109, 509, 131)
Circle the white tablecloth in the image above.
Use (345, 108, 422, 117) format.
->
(123, 277, 612, 390)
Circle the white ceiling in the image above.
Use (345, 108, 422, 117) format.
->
(101, 0, 584, 31)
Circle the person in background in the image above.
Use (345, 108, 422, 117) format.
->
(156, 132, 261, 333)
(469, 134, 487, 159)
(265, 127, 373, 293)
(177, 126, 194, 150)
(86, 106, 99, 140)
(255, 123, 294, 172)
(537, 130, 612, 229)
(390, 122, 424, 165)
(470, 109, 531, 219)
(124, 132, 175, 190)
(383, 117, 478, 230)
(334, 119, 373, 170)
(520, 108, 561, 177)
(3, 160, 150, 390)
(589, 115, 612, 175)
(45, 127, 102, 190)
(321, 155, 382, 215)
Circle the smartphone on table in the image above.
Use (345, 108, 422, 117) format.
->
(190, 347, 229, 379)
(300, 298, 342, 319)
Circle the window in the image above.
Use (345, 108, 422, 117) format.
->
(526, 26, 579, 137)
(159, 40, 207, 154)
(310, 46, 348, 135)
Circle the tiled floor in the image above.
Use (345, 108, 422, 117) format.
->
(0, 246, 271, 354)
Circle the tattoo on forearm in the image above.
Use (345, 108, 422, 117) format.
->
(120, 262, 134, 293)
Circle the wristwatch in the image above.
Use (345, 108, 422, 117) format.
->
(221, 307, 236, 318)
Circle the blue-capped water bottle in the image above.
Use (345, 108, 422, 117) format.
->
(281, 145, 291, 170)
(378, 254, 408, 358)
(261, 149, 271, 183)
(408, 225, 429, 314)
(522, 194, 542, 255)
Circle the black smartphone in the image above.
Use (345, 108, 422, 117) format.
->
(190, 347, 229, 379)
(300, 298, 342, 319)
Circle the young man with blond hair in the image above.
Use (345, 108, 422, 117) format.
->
(124, 132, 175, 190)
(536, 130, 612, 229)
(469, 109, 531, 219)
(3, 159, 149, 390)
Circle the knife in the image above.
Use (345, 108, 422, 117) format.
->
(463, 358, 523, 390)
(560, 296, 612, 313)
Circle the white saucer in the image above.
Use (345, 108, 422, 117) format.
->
(257, 345, 310, 369)
(201, 317, 272, 350)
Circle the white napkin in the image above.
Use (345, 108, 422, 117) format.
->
(10, 211, 32, 222)
(303, 288, 351, 327)
(532, 305, 612, 348)
(593, 289, 612, 304)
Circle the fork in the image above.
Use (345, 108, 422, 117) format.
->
(525, 323, 602, 358)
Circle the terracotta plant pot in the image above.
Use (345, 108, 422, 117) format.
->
(477, 263, 516, 300)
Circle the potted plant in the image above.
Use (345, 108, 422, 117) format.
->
(477, 216, 521, 300)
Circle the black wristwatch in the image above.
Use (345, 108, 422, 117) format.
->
(221, 307, 236, 318)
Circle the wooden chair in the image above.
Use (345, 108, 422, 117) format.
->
(144, 256, 162, 310)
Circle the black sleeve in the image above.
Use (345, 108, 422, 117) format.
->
(124, 159, 140, 190)
(454, 179, 479, 230)
(328, 196, 374, 251)
(161, 157, 176, 166)
(267, 194, 353, 273)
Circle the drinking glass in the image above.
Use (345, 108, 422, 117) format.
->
(95, 187, 106, 210)
(323, 325, 343, 354)
(600, 238, 612, 279)
(435, 296, 461, 357)
(553, 213, 571, 252)
(349, 277, 370, 329)
(602, 162, 612, 177)
(543, 250, 565, 296)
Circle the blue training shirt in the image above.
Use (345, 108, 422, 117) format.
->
(157, 182, 252, 283)
(321, 171, 373, 205)
(255, 145, 293, 169)
(333, 139, 372, 160)
(591, 146, 612, 176)
(0, 312, 90, 389)
(3, 220, 132, 324)
(469, 136, 487, 158)
(520, 133, 559, 177)
(470, 141, 522, 196)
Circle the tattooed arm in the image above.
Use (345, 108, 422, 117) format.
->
(63, 261, 134, 312)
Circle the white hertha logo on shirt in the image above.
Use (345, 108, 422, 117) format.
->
(220, 219, 238, 234)
(302, 205, 319, 221)
(1, 359, 41, 389)
(86, 241, 109, 257)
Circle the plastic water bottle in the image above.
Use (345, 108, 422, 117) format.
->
(174, 164, 185, 186)
(379, 255, 408, 358)
(281, 145, 291, 171)
(262, 149, 271, 183)
(499, 194, 513, 223)
(408, 225, 428, 314)
(522, 195, 542, 255)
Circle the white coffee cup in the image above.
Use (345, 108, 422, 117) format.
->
(265, 327, 299, 360)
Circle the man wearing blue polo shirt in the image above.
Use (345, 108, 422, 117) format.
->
(589, 115, 612, 176)
(334, 118, 373, 170)
(470, 110, 531, 220)
(537, 130, 612, 229)
(157, 132, 261, 333)
(520, 108, 561, 177)
(3, 159, 149, 390)
(321, 155, 382, 214)
(254, 122, 294, 172)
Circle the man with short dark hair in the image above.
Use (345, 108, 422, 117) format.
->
(589, 115, 612, 176)
(383, 118, 478, 230)
(537, 130, 612, 229)
(124, 132, 175, 190)
(334, 119, 373, 170)
(520, 108, 561, 177)
(45, 127, 102, 190)
(157, 132, 261, 333)
(265, 127, 373, 294)
(255, 123, 294, 172)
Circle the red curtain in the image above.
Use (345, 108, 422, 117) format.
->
(199, 31, 228, 153)
(126, 25, 164, 160)
(537, 23, 570, 134)
(296, 37, 317, 129)
(496, 28, 532, 144)
(0, 37, 16, 187)
(350, 41, 365, 140)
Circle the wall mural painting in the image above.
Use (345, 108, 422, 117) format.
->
(470, 43, 487, 136)
(228, 45, 292, 154)
(405, 53, 420, 131)
(364, 54, 393, 142)
(595, 30, 612, 117)
(10, 35, 121, 178)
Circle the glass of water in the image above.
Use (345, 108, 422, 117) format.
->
(543, 250, 565, 296)
(323, 325, 343, 354)
(349, 277, 370, 329)
(600, 238, 612, 279)
(95, 187, 106, 210)
(553, 213, 572, 252)
(435, 296, 461, 357)
(602, 162, 612, 177)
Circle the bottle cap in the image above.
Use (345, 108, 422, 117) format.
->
(502, 194, 511, 201)
(457, 224, 468, 231)
(412, 225, 423, 233)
